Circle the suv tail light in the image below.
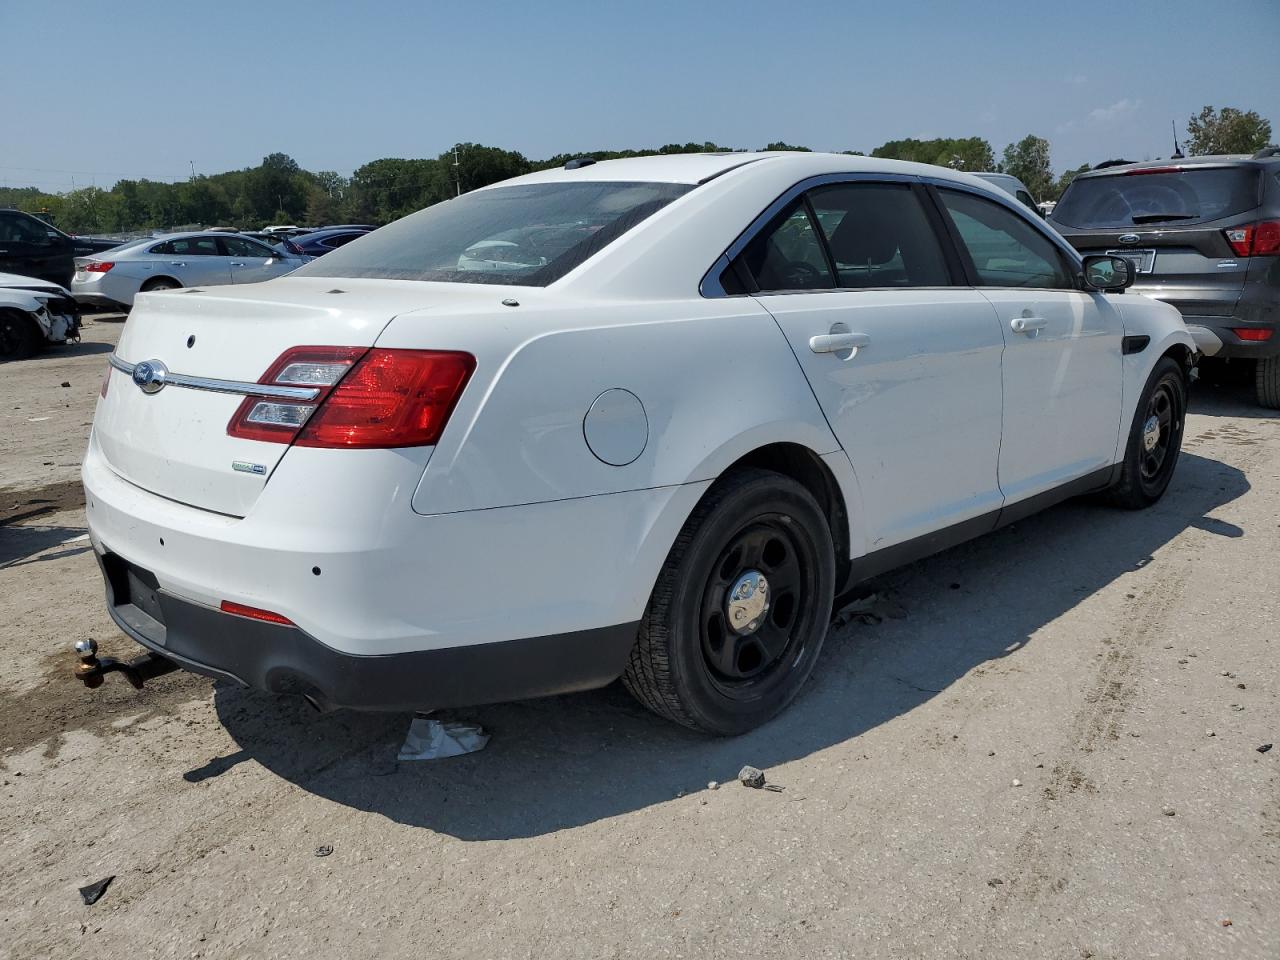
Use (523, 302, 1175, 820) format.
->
(1223, 221, 1280, 257)
(84, 261, 114, 273)
(1233, 328, 1274, 342)
(227, 346, 475, 449)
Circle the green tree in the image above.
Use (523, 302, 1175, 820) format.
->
(871, 137, 994, 171)
(1186, 106, 1272, 156)
(1000, 135, 1053, 201)
(762, 142, 811, 152)
(1051, 163, 1092, 201)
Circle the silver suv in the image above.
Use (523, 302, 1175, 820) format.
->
(1050, 149, 1280, 407)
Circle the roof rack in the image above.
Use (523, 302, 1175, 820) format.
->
(564, 157, 597, 170)
(1252, 145, 1280, 159)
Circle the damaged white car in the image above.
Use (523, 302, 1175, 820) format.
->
(0, 272, 81, 361)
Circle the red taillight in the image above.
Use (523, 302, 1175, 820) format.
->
(1223, 221, 1280, 257)
(1233, 328, 1274, 342)
(220, 600, 294, 626)
(1123, 167, 1182, 176)
(226, 346, 474, 449)
(84, 261, 114, 273)
(297, 349, 475, 448)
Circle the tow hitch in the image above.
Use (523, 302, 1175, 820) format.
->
(73, 638, 178, 690)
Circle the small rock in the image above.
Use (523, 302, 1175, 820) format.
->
(78, 876, 113, 906)
(1220, 670, 1233, 678)
(1258, 743, 1273, 754)
(1035, 763, 1044, 769)
(1177, 659, 1188, 665)
(1011, 779, 1022, 787)
(1232, 705, 1245, 712)
(60, 381, 71, 388)
(707, 781, 719, 791)
(988, 751, 996, 757)
(1206, 730, 1216, 737)
(763, 784, 785, 793)
(1161, 806, 1176, 817)
(314, 844, 333, 857)
(986, 878, 1003, 887)
(738, 765, 766, 789)
(1236, 683, 1246, 690)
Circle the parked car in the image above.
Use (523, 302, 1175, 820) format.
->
(1050, 149, 1280, 407)
(83, 153, 1194, 733)
(973, 173, 1042, 215)
(71, 231, 309, 309)
(241, 231, 307, 256)
(292, 227, 371, 256)
(0, 208, 124, 287)
(0, 271, 81, 360)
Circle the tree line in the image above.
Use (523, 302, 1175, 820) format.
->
(3, 106, 1269, 235)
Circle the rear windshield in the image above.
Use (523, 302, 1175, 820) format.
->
(1052, 167, 1261, 228)
(294, 181, 692, 286)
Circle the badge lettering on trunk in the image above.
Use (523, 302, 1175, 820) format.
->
(232, 461, 266, 475)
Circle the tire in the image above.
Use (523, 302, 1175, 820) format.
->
(0, 310, 41, 362)
(1105, 356, 1187, 509)
(1256, 356, 1280, 410)
(622, 468, 836, 735)
(140, 278, 180, 293)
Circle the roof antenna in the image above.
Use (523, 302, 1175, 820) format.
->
(1171, 121, 1184, 159)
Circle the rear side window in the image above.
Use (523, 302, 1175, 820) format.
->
(1053, 167, 1262, 228)
(152, 237, 220, 256)
(294, 181, 692, 286)
(809, 183, 951, 288)
(939, 190, 1073, 289)
(741, 201, 833, 291)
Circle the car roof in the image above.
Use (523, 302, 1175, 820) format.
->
(492, 151, 1003, 190)
(1073, 154, 1278, 180)
(302, 227, 369, 239)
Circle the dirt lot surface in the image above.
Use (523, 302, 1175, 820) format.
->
(2, 319, 1277, 959)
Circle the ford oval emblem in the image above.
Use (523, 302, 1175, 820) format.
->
(132, 359, 169, 394)
(1118, 233, 1141, 245)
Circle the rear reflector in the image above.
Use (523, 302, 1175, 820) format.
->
(1224, 221, 1280, 257)
(1233, 328, 1274, 342)
(227, 346, 475, 449)
(83, 261, 114, 273)
(220, 600, 294, 626)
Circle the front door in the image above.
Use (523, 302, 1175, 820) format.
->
(220, 236, 293, 284)
(935, 188, 1124, 502)
(743, 181, 1007, 552)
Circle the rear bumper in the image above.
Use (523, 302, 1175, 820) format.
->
(1133, 283, 1279, 358)
(97, 551, 638, 712)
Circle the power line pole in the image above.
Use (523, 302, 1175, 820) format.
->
(189, 160, 196, 181)
(453, 146, 461, 197)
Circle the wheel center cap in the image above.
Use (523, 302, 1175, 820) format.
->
(727, 570, 770, 636)
(1142, 415, 1160, 452)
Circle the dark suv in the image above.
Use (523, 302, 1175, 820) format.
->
(1050, 149, 1280, 407)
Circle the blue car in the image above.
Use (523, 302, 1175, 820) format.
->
(293, 227, 372, 257)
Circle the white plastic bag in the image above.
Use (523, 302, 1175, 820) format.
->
(397, 713, 490, 761)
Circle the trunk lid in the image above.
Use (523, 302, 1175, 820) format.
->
(94, 278, 429, 516)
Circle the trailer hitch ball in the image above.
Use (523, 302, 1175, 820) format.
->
(72, 638, 177, 691)
(74, 638, 106, 689)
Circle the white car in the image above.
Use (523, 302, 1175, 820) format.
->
(71, 231, 309, 309)
(0, 272, 81, 360)
(82, 153, 1195, 733)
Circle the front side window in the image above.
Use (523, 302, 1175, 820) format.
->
(0, 213, 52, 247)
(294, 181, 692, 286)
(220, 236, 274, 258)
(939, 190, 1073, 289)
(808, 183, 951, 288)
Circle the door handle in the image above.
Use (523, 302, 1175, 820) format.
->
(168, 261, 186, 267)
(229, 262, 246, 267)
(1010, 316, 1048, 334)
(809, 332, 870, 355)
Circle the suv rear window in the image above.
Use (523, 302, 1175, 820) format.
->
(294, 181, 691, 286)
(1053, 167, 1261, 228)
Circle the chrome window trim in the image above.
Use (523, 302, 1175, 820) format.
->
(700, 171, 1084, 298)
(108, 354, 321, 401)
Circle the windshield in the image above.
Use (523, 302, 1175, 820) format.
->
(1052, 167, 1261, 228)
(294, 181, 693, 286)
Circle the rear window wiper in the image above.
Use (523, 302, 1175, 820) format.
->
(1131, 213, 1197, 224)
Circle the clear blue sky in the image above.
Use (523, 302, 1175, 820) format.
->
(4, 0, 1277, 191)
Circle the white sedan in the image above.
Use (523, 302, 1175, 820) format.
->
(82, 153, 1194, 733)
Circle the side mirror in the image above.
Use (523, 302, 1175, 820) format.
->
(1082, 254, 1134, 293)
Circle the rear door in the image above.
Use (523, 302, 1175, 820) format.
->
(1050, 165, 1263, 324)
(152, 236, 232, 286)
(741, 179, 1007, 550)
(936, 186, 1123, 503)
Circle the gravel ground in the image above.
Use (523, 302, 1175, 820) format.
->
(1, 319, 1277, 960)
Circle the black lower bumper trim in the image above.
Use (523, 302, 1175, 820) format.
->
(97, 552, 639, 712)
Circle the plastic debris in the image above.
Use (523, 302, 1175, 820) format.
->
(763, 784, 785, 793)
(314, 844, 333, 857)
(397, 713, 489, 761)
(1161, 806, 1176, 817)
(1258, 743, 1273, 754)
(987, 878, 1003, 887)
(831, 592, 908, 627)
(1220, 918, 1232, 927)
(78, 876, 113, 906)
(738, 765, 766, 789)
(1011, 779, 1022, 787)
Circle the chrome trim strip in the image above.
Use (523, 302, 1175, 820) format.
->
(108, 354, 320, 401)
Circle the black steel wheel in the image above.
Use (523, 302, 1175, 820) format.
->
(1106, 356, 1186, 509)
(623, 468, 836, 734)
(0, 310, 40, 362)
